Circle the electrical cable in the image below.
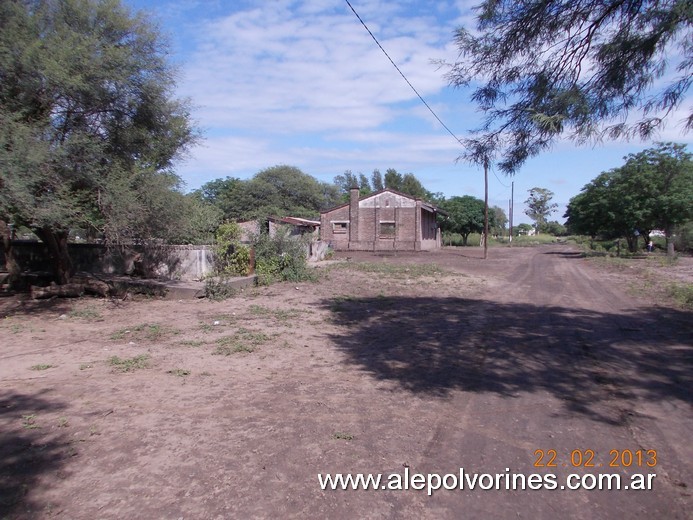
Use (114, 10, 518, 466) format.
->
(344, 0, 511, 190)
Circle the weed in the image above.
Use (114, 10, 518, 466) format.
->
(22, 414, 40, 430)
(334, 262, 448, 278)
(198, 322, 215, 333)
(57, 417, 69, 428)
(30, 364, 55, 371)
(213, 344, 254, 355)
(110, 323, 178, 341)
(668, 283, 693, 309)
(204, 276, 240, 301)
(332, 431, 354, 441)
(200, 371, 212, 376)
(178, 340, 204, 347)
(249, 305, 305, 323)
(79, 362, 94, 370)
(68, 307, 103, 320)
(167, 368, 191, 377)
(107, 354, 151, 373)
(212, 329, 268, 355)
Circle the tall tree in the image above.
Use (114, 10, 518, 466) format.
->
(439, 195, 496, 246)
(384, 169, 404, 191)
(524, 188, 558, 232)
(444, 0, 692, 173)
(358, 173, 372, 196)
(242, 165, 341, 220)
(371, 169, 384, 191)
(566, 143, 692, 255)
(193, 177, 247, 221)
(490, 206, 508, 237)
(0, 0, 197, 284)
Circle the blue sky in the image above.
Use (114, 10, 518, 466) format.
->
(123, 0, 692, 224)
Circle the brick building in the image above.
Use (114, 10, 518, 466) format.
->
(320, 188, 445, 251)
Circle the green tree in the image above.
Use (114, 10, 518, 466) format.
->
(565, 143, 692, 255)
(444, 0, 691, 173)
(0, 0, 197, 284)
(515, 223, 534, 236)
(383, 169, 433, 199)
(440, 195, 495, 246)
(242, 165, 341, 220)
(545, 221, 567, 236)
(371, 169, 384, 191)
(490, 206, 508, 237)
(333, 170, 360, 196)
(193, 177, 246, 221)
(524, 188, 558, 232)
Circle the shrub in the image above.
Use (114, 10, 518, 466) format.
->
(214, 222, 251, 276)
(252, 228, 314, 285)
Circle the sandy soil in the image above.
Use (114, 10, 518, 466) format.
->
(1, 244, 691, 519)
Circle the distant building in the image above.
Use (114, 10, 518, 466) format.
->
(320, 188, 445, 251)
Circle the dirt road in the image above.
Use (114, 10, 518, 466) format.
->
(1, 245, 691, 518)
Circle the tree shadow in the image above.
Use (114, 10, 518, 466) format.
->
(0, 390, 70, 518)
(322, 296, 692, 424)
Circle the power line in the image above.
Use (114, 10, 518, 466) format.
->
(344, 0, 461, 144)
(344, 0, 511, 191)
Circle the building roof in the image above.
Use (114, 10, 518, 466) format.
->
(320, 188, 447, 216)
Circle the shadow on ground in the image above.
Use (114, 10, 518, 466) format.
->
(322, 296, 692, 424)
(0, 390, 69, 519)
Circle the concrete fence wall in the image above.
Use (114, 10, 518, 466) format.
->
(1, 241, 215, 281)
(1, 239, 329, 281)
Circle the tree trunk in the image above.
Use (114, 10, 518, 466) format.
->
(462, 233, 469, 246)
(33, 227, 73, 285)
(0, 220, 22, 289)
(31, 283, 83, 299)
(665, 227, 675, 258)
(625, 235, 636, 253)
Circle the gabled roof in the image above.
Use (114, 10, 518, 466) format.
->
(320, 188, 447, 215)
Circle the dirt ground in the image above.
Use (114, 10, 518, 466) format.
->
(1, 244, 691, 519)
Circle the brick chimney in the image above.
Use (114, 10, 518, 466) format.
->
(349, 186, 359, 245)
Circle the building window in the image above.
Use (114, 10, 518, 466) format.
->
(379, 222, 396, 238)
(332, 222, 348, 234)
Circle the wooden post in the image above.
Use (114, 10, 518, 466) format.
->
(484, 158, 489, 260)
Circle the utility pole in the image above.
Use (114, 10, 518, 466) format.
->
(483, 158, 489, 260)
(509, 181, 514, 244)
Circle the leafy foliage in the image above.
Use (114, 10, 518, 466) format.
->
(0, 0, 198, 283)
(444, 0, 692, 173)
(197, 165, 341, 221)
(524, 188, 559, 232)
(253, 228, 314, 285)
(565, 143, 692, 254)
(439, 195, 496, 245)
(213, 222, 251, 276)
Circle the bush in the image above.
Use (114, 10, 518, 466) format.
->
(252, 228, 315, 285)
(214, 222, 251, 276)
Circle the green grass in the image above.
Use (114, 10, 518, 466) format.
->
(107, 354, 151, 372)
(178, 340, 205, 347)
(248, 304, 305, 322)
(212, 328, 270, 355)
(667, 283, 693, 309)
(22, 414, 40, 430)
(110, 323, 179, 341)
(30, 364, 55, 371)
(68, 307, 103, 320)
(333, 262, 448, 278)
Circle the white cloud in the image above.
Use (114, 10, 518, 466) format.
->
(179, 0, 460, 134)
